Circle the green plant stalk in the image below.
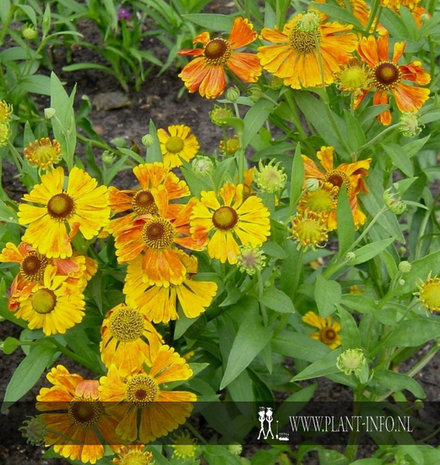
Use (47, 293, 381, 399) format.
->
(257, 270, 268, 326)
(364, 0, 381, 34)
(7, 141, 24, 172)
(357, 124, 399, 153)
(284, 90, 308, 140)
(414, 193, 439, 259)
(344, 388, 363, 461)
(0, 5, 14, 47)
(290, 246, 305, 299)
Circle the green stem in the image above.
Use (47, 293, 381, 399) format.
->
(364, 0, 381, 34)
(344, 389, 363, 461)
(406, 342, 440, 378)
(357, 124, 399, 154)
(7, 141, 24, 171)
(257, 270, 268, 326)
(284, 90, 308, 140)
(48, 337, 104, 374)
(291, 246, 305, 299)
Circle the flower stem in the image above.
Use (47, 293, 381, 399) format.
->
(357, 124, 399, 153)
(364, 0, 381, 34)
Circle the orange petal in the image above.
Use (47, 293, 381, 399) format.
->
(228, 17, 257, 49)
(393, 84, 430, 112)
(178, 57, 210, 94)
(392, 41, 405, 63)
(358, 36, 379, 68)
(373, 91, 391, 125)
(260, 27, 288, 43)
(400, 61, 431, 85)
(199, 66, 227, 99)
(227, 52, 261, 83)
(377, 34, 390, 62)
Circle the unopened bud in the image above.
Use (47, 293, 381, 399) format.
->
(22, 24, 38, 40)
(383, 188, 406, 215)
(141, 134, 154, 147)
(228, 444, 243, 456)
(296, 11, 321, 33)
(210, 105, 233, 126)
(248, 84, 262, 102)
(399, 112, 423, 138)
(345, 252, 356, 262)
(305, 178, 320, 192)
(192, 155, 214, 176)
(44, 107, 56, 119)
(1, 337, 20, 354)
(101, 150, 115, 164)
(225, 86, 240, 102)
(398, 261, 411, 274)
(336, 348, 367, 377)
(110, 137, 127, 148)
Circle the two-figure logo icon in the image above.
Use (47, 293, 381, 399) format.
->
(257, 407, 290, 441)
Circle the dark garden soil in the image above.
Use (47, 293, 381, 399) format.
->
(1, 6, 439, 464)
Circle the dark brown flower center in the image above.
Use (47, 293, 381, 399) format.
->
(68, 399, 103, 426)
(142, 217, 175, 249)
(212, 206, 238, 230)
(374, 62, 401, 89)
(21, 253, 48, 281)
(324, 170, 352, 195)
(204, 39, 231, 65)
(31, 288, 56, 314)
(126, 375, 158, 406)
(47, 193, 74, 219)
(132, 190, 157, 215)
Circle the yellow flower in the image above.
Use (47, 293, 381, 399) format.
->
(415, 275, 440, 312)
(18, 166, 110, 258)
(0, 122, 11, 147)
(100, 303, 163, 375)
(37, 365, 120, 464)
(15, 265, 85, 335)
(302, 311, 341, 349)
(191, 183, 271, 264)
(113, 446, 153, 465)
(291, 210, 328, 249)
(298, 181, 339, 224)
(157, 125, 199, 168)
(219, 134, 240, 156)
(258, 12, 357, 89)
(24, 138, 61, 169)
(124, 252, 218, 323)
(99, 345, 197, 443)
(171, 431, 198, 459)
(0, 100, 13, 123)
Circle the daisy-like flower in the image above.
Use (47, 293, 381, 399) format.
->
(15, 265, 85, 335)
(219, 134, 240, 156)
(18, 167, 110, 258)
(178, 17, 262, 99)
(113, 446, 153, 465)
(298, 181, 339, 229)
(254, 160, 287, 194)
(0, 241, 96, 311)
(157, 125, 200, 168)
(258, 11, 357, 89)
(337, 59, 371, 101)
(24, 138, 61, 169)
(291, 210, 329, 249)
(109, 162, 189, 236)
(237, 246, 266, 275)
(100, 303, 163, 375)
(415, 275, 440, 312)
(124, 251, 218, 323)
(37, 365, 120, 464)
(0, 100, 13, 123)
(302, 146, 371, 229)
(356, 35, 430, 125)
(99, 345, 197, 443)
(190, 183, 271, 264)
(302, 311, 342, 349)
(113, 188, 205, 286)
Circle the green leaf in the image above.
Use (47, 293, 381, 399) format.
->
(272, 331, 330, 362)
(146, 119, 162, 162)
(350, 237, 395, 265)
(338, 307, 360, 349)
(337, 186, 355, 257)
(220, 316, 273, 389)
(382, 319, 440, 348)
(315, 274, 342, 317)
(289, 143, 304, 213)
(242, 99, 276, 148)
(20, 74, 51, 95)
(292, 349, 341, 381)
(182, 13, 235, 31)
(312, 2, 362, 28)
(261, 287, 295, 313)
(344, 109, 365, 150)
(373, 370, 425, 399)
(382, 143, 414, 177)
(398, 250, 440, 294)
(349, 460, 383, 465)
(2, 341, 58, 411)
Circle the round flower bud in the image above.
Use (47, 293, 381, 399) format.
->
(101, 150, 116, 164)
(219, 134, 240, 156)
(22, 24, 38, 40)
(141, 134, 154, 147)
(210, 105, 233, 126)
(44, 107, 56, 119)
(336, 348, 367, 377)
(226, 86, 240, 102)
(398, 279, 406, 286)
(228, 444, 243, 456)
(237, 247, 266, 275)
(192, 155, 214, 176)
(248, 84, 262, 102)
(399, 112, 423, 138)
(345, 252, 356, 262)
(19, 416, 47, 446)
(254, 160, 287, 193)
(383, 188, 406, 215)
(296, 11, 321, 33)
(0, 123, 11, 147)
(1, 337, 20, 354)
(398, 261, 411, 274)
(110, 137, 127, 148)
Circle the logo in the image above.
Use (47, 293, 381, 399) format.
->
(257, 407, 290, 442)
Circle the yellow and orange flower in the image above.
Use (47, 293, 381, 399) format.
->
(15, 265, 85, 335)
(178, 17, 262, 99)
(18, 167, 110, 258)
(301, 146, 371, 229)
(0, 241, 96, 311)
(100, 303, 163, 375)
(24, 138, 61, 169)
(109, 162, 189, 236)
(258, 11, 357, 89)
(99, 345, 196, 443)
(113, 446, 153, 465)
(381, 0, 429, 27)
(302, 311, 341, 349)
(190, 183, 270, 264)
(37, 365, 120, 464)
(356, 35, 430, 125)
(113, 188, 205, 285)
(125, 251, 218, 323)
(157, 125, 200, 168)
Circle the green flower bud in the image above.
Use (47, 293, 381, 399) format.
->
(192, 155, 214, 176)
(398, 261, 411, 274)
(44, 107, 56, 119)
(210, 105, 233, 126)
(383, 188, 406, 215)
(248, 84, 262, 102)
(22, 24, 38, 40)
(345, 252, 356, 262)
(225, 86, 240, 102)
(336, 348, 367, 377)
(254, 160, 287, 193)
(296, 11, 321, 33)
(1, 337, 20, 354)
(0, 122, 11, 147)
(19, 416, 47, 446)
(141, 134, 154, 147)
(110, 137, 127, 148)
(237, 247, 266, 275)
(399, 112, 423, 138)
(102, 150, 116, 164)
(228, 444, 243, 456)
(305, 178, 320, 192)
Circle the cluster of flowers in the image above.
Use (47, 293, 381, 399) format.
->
(178, 1, 430, 126)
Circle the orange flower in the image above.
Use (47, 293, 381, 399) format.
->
(37, 365, 120, 464)
(356, 35, 430, 125)
(178, 17, 262, 99)
(0, 241, 96, 311)
(113, 188, 205, 286)
(301, 146, 371, 229)
(258, 11, 357, 89)
(109, 162, 189, 237)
